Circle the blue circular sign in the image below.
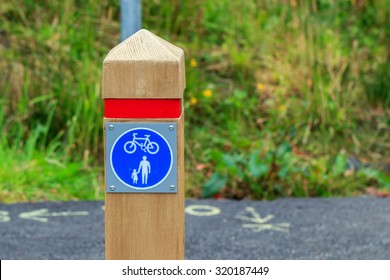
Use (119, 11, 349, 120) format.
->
(110, 127, 173, 189)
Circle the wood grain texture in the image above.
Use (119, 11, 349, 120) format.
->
(103, 29, 185, 260)
(103, 29, 185, 99)
(104, 117, 185, 260)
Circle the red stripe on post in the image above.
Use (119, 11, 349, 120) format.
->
(104, 99, 182, 118)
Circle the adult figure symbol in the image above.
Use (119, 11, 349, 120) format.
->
(138, 156, 151, 185)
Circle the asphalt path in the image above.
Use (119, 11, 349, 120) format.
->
(0, 197, 389, 260)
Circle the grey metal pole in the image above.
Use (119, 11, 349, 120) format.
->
(121, 0, 141, 41)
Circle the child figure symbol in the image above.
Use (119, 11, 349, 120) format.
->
(131, 169, 138, 184)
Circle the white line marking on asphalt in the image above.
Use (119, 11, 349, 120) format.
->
(237, 207, 290, 233)
(0, 211, 11, 222)
(185, 205, 221, 216)
(19, 209, 89, 223)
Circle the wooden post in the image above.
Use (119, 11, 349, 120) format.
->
(103, 29, 185, 259)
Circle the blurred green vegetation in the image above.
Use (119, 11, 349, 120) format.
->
(0, 0, 389, 203)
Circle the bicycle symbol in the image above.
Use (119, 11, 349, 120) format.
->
(123, 133, 159, 154)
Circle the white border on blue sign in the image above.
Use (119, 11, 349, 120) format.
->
(110, 127, 173, 190)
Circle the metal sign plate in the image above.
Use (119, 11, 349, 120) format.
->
(105, 122, 177, 193)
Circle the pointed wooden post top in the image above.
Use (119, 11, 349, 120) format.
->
(103, 29, 185, 99)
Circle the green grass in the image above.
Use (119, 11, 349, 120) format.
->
(0, 0, 389, 203)
(0, 107, 103, 203)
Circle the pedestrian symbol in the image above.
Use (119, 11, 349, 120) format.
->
(109, 126, 174, 191)
(137, 156, 151, 185)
